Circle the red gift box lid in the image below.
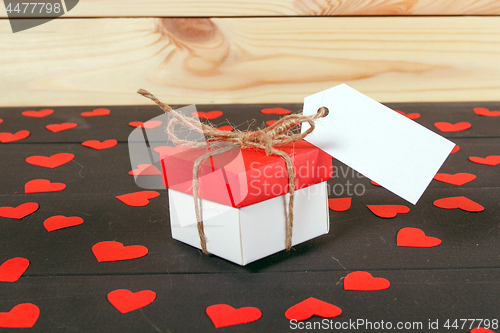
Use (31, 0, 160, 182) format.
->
(159, 140, 332, 208)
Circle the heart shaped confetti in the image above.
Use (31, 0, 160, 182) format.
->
(433, 196, 484, 212)
(0, 130, 30, 143)
(206, 304, 262, 328)
(192, 111, 223, 120)
(82, 139, 117, 150)
(284, 297, 342, 321)
(470, 328, 496, 333)
(92, 241, 149, 262)
(46, 123, 78, 133)
(25, 179, 66, 193)
(261, 107, 291, 115)
(366, 205, 410, 218)
(81, 108, 110, 117)
(0, 119, 3, 124)
(473, 107, 500, 117)
(26, 153, 74, 169)
(328, 198, 351, 212)
(451, 145, 460, 153)
(395, 110, 420, 119)
(397, 227, 442, 247)
(370, 180, 381, 186)
(469, 155, 500, 166)
(116, 191, 160, 207)
(0, 258, 30, 282)
(434, 122, 471, 132)
(218, 125, 233, 131)
(0, 203, 39, 219)
(129, 164, 161, 176)
(43, 216, 84, 232)
(22, 109, 54, 118)
(107, 289, 156, 314)
(433, 173, 476, 186)
(129, 120, 162, 129)
(266, 120, 278, 126)
(0, 303, 40, 328)
(344, 271, 390, 291)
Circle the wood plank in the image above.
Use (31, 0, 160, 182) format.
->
(2, 0, 500, 18)
(1, 16, 500, 106)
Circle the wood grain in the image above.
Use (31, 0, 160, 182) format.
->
(1, 16, 500, 106)
(1, 0, 500, 18)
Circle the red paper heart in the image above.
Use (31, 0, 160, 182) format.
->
(25, 179, 66, 193)
(344, 271, 390, 291)
(284, 297, 342, 321)
(328, 198, 351, 212)
(0, 303, 39, 328)
(366, 205, 410, 218)
(0, 258, 30, 282)
(192, 111, 223, 120)
(395, 110, 420, 119)
(433, 196, 484, 212)
(107, 289, 156, 313)
(434, 122, 471, 132)
(46, 122, 78, 133)
(206, 304, 262, 328)
(0, 130, 30, 143)
(370, 180, 381, 186)
(0, 119, 3, 124)
(116, 191, 160, 207)
(43, 215, 84, 232)
(81, 108, 110, 117)
(22, 109, 53, 118)
(471, 328, 496, 333)
(92, 241, 148, 262)
(82, 139, 117, 150)
(266, 120, 278, 126)
(397, 227, 442, 247)
(433, 173, 476, 186)
(451, 145, 460, 153)
(473, 107, 500, 117)
(218, 125, 233, 131)
(261, 107, 291, 115)
(26, 153, 74, 169)
(469, 155, 500, 166)
(129, 164, 161, 176)
(129, 120, 162, 129)
(0, 203, 39, 219)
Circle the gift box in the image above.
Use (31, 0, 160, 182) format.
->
(160, 140, 333, 265)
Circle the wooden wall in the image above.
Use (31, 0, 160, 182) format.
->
(1, 0, 500, 106)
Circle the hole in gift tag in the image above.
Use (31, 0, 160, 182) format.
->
(317, 107, 329, 117)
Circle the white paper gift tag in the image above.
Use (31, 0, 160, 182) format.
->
(301, 84, 455, 204)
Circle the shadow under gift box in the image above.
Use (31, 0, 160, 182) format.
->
(160, 140, 333, 265)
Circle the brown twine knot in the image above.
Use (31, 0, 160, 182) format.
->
(138, 89, 327, 255)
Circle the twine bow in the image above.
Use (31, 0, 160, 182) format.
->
(138, 89, 327, 254)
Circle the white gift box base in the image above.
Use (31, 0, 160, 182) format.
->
(168, 181, 329, 266)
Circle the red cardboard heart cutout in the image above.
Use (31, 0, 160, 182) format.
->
(367, 205, 410, 218)
(129, 164, 161, 176)
(0, 130, 30, 143)
(129, 120, 162, 129)
(192, 111, 223, 120)
(473, 107, 500, 117)
(265, 120, 278, 126)
(434, 122, 471, 132)
(0, 258, 30, 282)
(328, 198, 351, 212)
(82, 139, 117, 150)
(469, 155, 500, 166)
(261, 107, 291, 115)
(395, 110, 420, 119)
(26, 153, 74, 169)
(344, 271, 390, 291)
(81, 108, 110, 117)
(46, 123, 78, 133)
(218, 125, 233, 131)
(433, 196, 484, 212)
(471, 328, 496, 333)
(451, 145, 460, 153)
(116, 191, 160, 207)
(0, 303, 39, 328)
(44, 215, 84, 232)
(0, 203, 39, 219)
(22, 109, 54, 118)
(433, 173, 476, 186)
(107, 289, 156, 313)
(284, 297, 342, 321)
(206, 304, 262, 328)
(397, 227, 442, 247)
(92, 241, 148, 262)
(25, 179, 66, 193)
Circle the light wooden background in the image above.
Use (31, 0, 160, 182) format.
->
(1, 0, 500, 106)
